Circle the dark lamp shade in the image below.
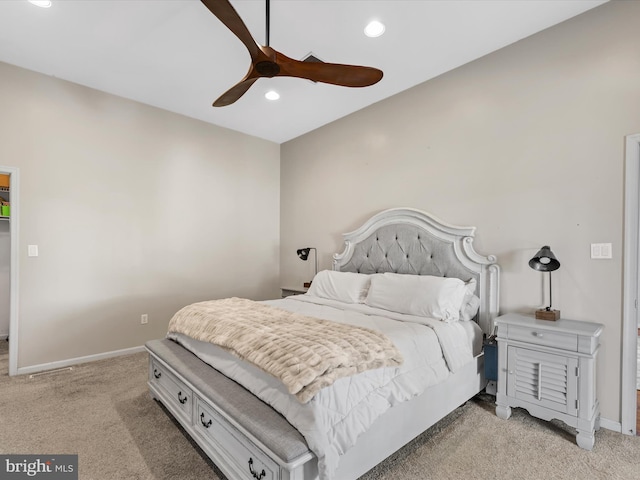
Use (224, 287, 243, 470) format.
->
(528, 246, 560, 272)
(297, 248, 311, 261)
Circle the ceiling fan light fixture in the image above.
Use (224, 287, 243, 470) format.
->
(364, 20, 385, 38)
(265, 90, 280, 101)
(28, 0, 52, 8)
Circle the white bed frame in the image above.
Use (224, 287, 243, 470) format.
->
(147, 207, 500, 480)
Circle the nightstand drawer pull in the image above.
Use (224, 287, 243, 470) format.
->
(533, 332, 543, 337)
(178, 391, 188, 404)
(153, 369, 162, 379)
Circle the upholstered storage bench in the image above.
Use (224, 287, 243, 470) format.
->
(146, 339, 316, 480)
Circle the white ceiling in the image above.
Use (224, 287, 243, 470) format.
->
(0, 0, 607, 144)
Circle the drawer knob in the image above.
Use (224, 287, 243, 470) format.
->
(200, 412, 212, 429)
(533, 332, 544, 337)
(248, 458, 266, 480)
(153, 369, 162, 379)
(178, 391, 188, 404)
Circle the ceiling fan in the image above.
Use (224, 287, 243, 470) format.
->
(200, 0, 384, 107)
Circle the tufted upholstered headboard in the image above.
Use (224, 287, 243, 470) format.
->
(333, 208, 500, 335)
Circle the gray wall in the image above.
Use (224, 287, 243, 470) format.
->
(0, 61, 280, 368)
(280, 0, 640, 423)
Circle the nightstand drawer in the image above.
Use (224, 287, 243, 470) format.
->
(507, 325, 577, 351)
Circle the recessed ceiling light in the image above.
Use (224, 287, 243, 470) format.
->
(265, 90, 280, 101)
(364, 20, 385, 38)
(28, 0, 52, 7)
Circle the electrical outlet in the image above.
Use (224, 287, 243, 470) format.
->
(141, 314, 148, 325)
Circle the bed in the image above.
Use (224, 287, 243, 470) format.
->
(145, 207, 500, 480)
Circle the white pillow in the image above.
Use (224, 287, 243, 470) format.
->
(364, 273, 468, 322)
(460, 278, 481, 321)
(460, 295, 481, 321)
(307, 270, 371, 304)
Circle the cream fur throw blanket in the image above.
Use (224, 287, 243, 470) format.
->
(167, 297, 403, 403)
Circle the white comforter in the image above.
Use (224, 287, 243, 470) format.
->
(167, 294, 478, 479)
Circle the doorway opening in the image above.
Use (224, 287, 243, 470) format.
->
(637, 326, 639, 435)
(637, 325, 640, 435)
(0, 166, 19, 376)
(622, 133, 640, 435)
(0, 173, 9, 343)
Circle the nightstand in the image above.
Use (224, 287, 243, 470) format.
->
(494, 313, 603, 450)
(281, 287, 308, 298)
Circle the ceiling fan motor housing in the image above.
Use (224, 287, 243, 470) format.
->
(256, 61, 280, 77)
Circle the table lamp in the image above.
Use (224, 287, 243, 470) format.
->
(528, 245, 561, 321)
(296, 247, 317, 288)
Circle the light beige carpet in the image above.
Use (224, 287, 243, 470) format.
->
(0, 340, 639, 480)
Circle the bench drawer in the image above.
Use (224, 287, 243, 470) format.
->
(149, 359, 193, 422)
(195, 395, 279, 480)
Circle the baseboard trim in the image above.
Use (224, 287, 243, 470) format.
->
(600, 417, 622, 434)
(15, 345, 146, 376)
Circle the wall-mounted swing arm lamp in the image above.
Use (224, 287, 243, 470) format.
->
(528, 245, 561, 321)
(296, 247, 317, 288)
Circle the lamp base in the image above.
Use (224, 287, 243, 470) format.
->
(535, 309, 560, 321)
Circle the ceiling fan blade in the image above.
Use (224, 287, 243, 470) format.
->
(274, 51, 383, 87)
(200, 0, 260, 60)
(213, 76, 259, 107)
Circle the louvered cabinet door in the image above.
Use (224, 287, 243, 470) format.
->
(506, 346, 578, 416)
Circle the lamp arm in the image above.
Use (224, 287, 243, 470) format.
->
(548, 271, 552, 311)
(312, 248, 318, 277)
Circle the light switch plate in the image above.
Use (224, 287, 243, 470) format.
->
(591, 243, 612, 259)
(27, 245, 38, 257)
